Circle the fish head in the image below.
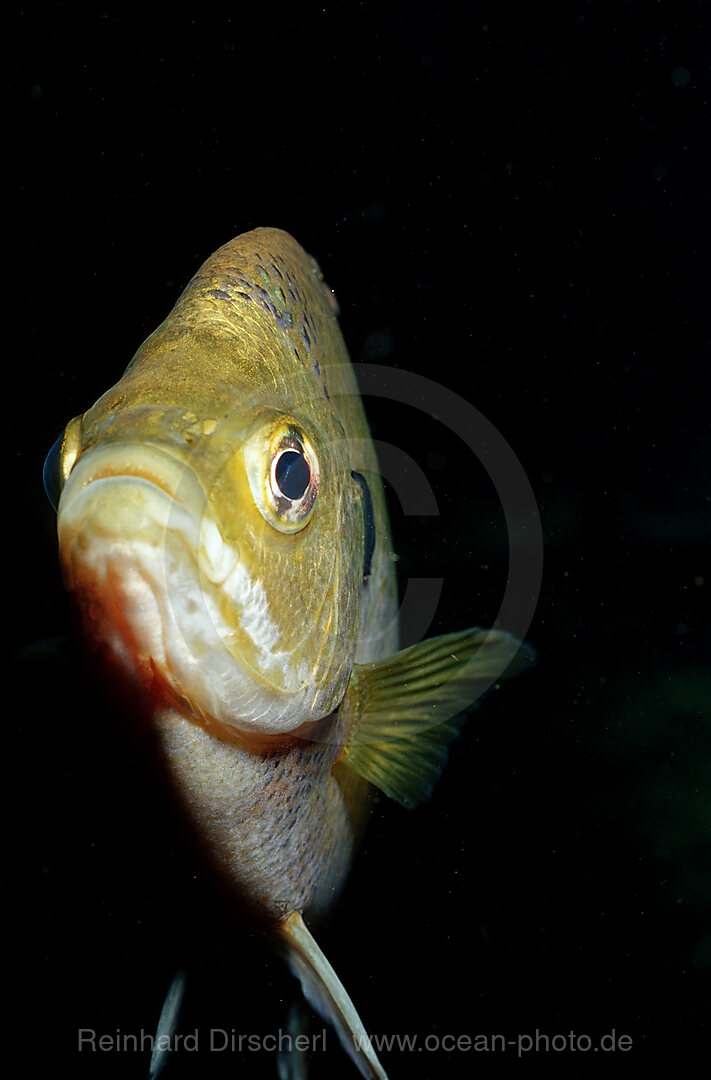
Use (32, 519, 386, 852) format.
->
(47, 229, 385, 743)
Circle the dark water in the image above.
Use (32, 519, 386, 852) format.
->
(8, 4, 709, 1076)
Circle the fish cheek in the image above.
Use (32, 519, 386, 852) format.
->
(206, 428, 363, 706)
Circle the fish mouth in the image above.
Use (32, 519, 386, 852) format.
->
(57, 442, 340, 739)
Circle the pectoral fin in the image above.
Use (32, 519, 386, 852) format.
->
(340, 627, 533, 808)
(276, 912, 389, 1080)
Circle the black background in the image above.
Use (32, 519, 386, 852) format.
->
(9, 2, 710, 1077)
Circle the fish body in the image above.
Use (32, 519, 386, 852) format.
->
(54, 229, 395, 928)
(46, 229, 530, 1077)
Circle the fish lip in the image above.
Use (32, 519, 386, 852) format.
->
(57, 440, 340, 739)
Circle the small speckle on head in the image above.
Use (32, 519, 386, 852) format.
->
(182, 424, 202, 445)
(326, 287, 340, 315)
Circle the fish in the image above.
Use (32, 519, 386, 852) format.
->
(44, 228, 532, 1078)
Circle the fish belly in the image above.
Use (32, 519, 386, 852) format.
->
(155, 708, 355, 924)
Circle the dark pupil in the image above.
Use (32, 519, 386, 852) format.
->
(275, 450, 310, 501)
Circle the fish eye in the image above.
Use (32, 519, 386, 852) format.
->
(245, 417, 319, 533)
(42, 416, 82, 512)
(43, 433, 64, 512)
